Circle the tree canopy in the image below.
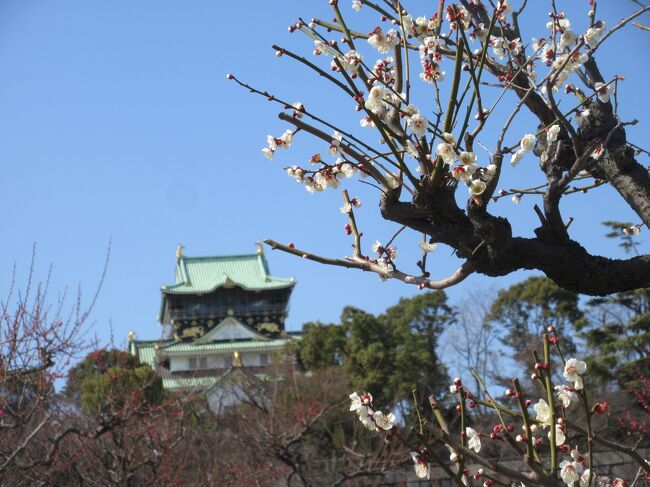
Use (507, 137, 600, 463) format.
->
(233, 0, 650, 297)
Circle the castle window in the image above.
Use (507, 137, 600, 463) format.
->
(188, 357, 197, 369)
(260, 353, 269, 366)
(199, 357, 208, 369)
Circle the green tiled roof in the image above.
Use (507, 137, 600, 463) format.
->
(129, 337, 299, 391)
(162, 375, 221, 390)
(163, 252, 294, 294)
(160, 338, 295, 353)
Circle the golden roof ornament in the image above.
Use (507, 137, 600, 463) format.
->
(255, 241, 264, 255)
(176, 243, 185, 260)
(127, 330, 136, 342)
(233, 351, 242, 367)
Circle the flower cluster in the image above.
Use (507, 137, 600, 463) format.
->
(349, 392, 396, 432)
(511, 133, 537, 166)
(367, 27, 400, 54)
(262, 130, 294, 160)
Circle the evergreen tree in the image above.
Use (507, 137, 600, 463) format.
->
(488, 277, 583, 377)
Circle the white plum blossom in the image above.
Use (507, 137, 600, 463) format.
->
(420, 59, 445, 84)
(575, 109, 590, 126)
(520, 134, 537, 152)
(559, 29, 577, 50)
(472, 23, 488, 43)
(512, 194, 521, 204)
(491, 36, 522, 59)
(442, 132, 456, 145)
(419, 36, 441, 59)
(340, 163, 356, 178)
(579, 469, 591, 487)
(372, 240, 383, 254)
(466, 427, 482, 452)
(449, 384, 459, 394)
(560, 449, 584, 486)
(497, 0, 512, 17)
(452, 165, 474, 183)
(436, 143, 456, 165)
(550, 423, 566, 446)
(591, 144, 605, 160)
(511, 150, 525, 166)
(373, 410, 396, 430)
(365, 85, 387, 113)
(547, 124, 561, 145)
(329, 131, 343, 155)
(584, 21, 605, 48)
(564, 358, 587, 390)
(469, 179, 487, 196)
(623, 225, 642, 236)
(368, 27, 400, 53)
(555, 385, 578, 408)
(534, 399, 552, 428)
(262, 147, 274, 160)
(491, 37, 507, 59)
(459, 151, 477, 166)
(404, 140, 419, 159)
(313, 40, 329, 56)
(419, 241, 438, 253)
(350, 391, 373, 413)
(360, 115, 375, 128)
(409, 113, 428, 138)
(594, 82, 613, 103)
(547, 16, 571, 32)
(341, 50, 363, 73)
(262, 130, 293, 160)
(351, 0, 362, 12)
(287, 166, 305, 183)
(410, 452, 430, 479)
(359, 412, 376, 430)
(485, 164, 498, 176)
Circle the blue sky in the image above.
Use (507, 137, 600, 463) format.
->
(0, 0, 648, 358)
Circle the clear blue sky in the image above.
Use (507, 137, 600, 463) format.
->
(0, 1, 648, 356)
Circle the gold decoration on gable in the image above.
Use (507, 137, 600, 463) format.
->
(257, 322, 279, 334)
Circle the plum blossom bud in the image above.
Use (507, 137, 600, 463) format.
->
(226, 73, 234, 80)
(592, 401, 608, 414)
(512, 195, 521, 204)
(450, 385, 459, 394)
(454, 377, 462, 386)
(288, 242, 295, 249)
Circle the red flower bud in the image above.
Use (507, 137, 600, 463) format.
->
(593, 401, 608, 414)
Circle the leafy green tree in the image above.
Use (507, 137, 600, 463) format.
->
(582, 288, 650, 383)
(299, 292, 452, 410)
(65, 349, 164, 414)
(298, 321, 346, 370)
(488, 277, 583, 374)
